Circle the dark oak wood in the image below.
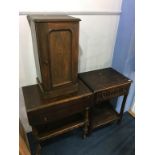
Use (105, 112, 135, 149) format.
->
(79, 68, 131, 94)
(83, 107, 89, 138)
(22, 66, 132, 154)
(79, 68, 132, 132)
(23, 15, 132, 153)
(22, 80, 92, 124)
(33, 113, 85, 142)
(117, 94, 128, 123)
(92, 102, 119, 129)
(28, 15, 81, 98)
(22, 79, 93, 144)
(27, 15, 81, 22)
(23, 79, 93, 154)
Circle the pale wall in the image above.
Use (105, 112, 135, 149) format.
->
(19, 0, 122, 12)
(19, 0, 122, 132)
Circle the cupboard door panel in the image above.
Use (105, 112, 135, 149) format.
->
(49, 30, 72, 87)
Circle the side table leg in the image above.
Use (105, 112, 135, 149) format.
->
(118, 95, 128, 124)
(88, 107, 93, 136)
(35, 142, 41, 155)
(83, 107, 89, 139)
(88, 95, 95, 136)
(32, 127, 41, 155)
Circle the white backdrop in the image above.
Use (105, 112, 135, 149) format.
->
(19, 0, 122, 12)
(19, 0, 122, 132)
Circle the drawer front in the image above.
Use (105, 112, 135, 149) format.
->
(96, 84, 130, 102)
(28, 96, 92, 125)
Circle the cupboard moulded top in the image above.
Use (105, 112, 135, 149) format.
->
(27, 15, 81, 22)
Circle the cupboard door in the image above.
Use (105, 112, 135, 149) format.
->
(49, 29, 72, 87)
(36, 22, 79, 91)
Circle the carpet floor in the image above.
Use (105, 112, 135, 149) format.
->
(27, 112, 135, 155)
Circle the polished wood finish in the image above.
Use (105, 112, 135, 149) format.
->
(22, 79, 93, 142)
(83, 107, 89, 138)
(79, 68, 132, 132)
(79, 68, 131, 94)
(23, 14, 132, 153)
(22, 80, 92, 125)
(118, 94, 128, 123)
(22, 67, 132, 155)
(28, 15, 81, 98)
(33, 114, 84, 141)
(92, 102, 119, 129)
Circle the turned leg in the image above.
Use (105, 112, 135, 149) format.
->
(83, 107, 89, 139)
(32, 127, 41, 155)
(117, 95, 128, 124)
(35, 142, 41, 155)
(87, 107, 93, 136)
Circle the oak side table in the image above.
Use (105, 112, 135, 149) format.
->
(79, 68, 132, 133)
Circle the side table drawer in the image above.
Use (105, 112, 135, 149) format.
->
(96, 84, 130, 102)
(28, 96, 92, 125)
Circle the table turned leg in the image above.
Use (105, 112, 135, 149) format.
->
(87, 107, 93, 136)
(35, 142, 41, 155)
(118, 94, 128, 124)
(32, 127, 41, 155)
(83, 107, 89, 139)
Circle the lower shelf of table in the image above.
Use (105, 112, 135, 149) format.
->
(33, 114, 85, 141)
(92, 102, 120, 129)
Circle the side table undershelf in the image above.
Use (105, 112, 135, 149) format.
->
(33, 113, 87, 142)
(92, 102, 119, 129)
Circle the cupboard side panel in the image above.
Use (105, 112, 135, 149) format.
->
(35, 23, 51, 91)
